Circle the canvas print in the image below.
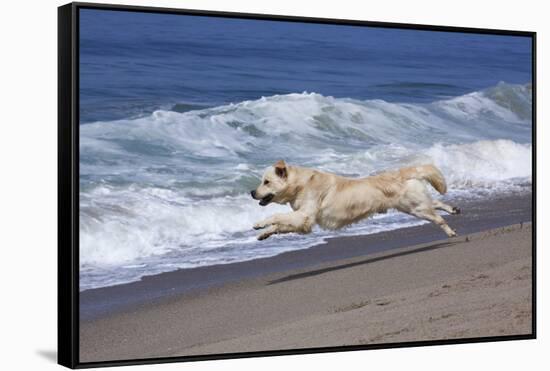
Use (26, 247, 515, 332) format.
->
(78, 8, 533, 363)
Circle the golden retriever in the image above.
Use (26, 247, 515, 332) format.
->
(251, 160, 459, 240)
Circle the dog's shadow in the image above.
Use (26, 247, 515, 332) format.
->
(268, 240, 457, 285)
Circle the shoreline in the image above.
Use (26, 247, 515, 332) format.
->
(80, 192, 532, 321)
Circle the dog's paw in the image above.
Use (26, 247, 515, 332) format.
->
(257, 233, 270, 240)
(448, 229, 458, 238)
(452, 207, 461, 215)
(253, 222, 267, 230)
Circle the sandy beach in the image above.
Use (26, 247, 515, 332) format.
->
(80, 193, 533, 363)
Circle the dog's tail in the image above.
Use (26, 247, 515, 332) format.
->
(404, 164, 447, 194)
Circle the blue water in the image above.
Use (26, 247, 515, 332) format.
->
(79, 9, 532, 291)
(80, 9, 531, 123)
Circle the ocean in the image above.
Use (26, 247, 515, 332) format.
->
(79, 9, 533, 291)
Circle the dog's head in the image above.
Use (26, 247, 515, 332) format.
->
(251, 160, 289, 206)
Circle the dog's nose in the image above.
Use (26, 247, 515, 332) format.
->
(250, 190, 256, 198)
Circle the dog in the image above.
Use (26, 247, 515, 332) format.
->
(250, 160, 460, 240)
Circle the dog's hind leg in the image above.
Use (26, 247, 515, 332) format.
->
(433, 200, 461, 215)
(399, 179, 457, 237)
(407, 207, 457, 237)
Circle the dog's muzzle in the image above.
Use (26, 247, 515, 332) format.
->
(250, 190, 274, 206)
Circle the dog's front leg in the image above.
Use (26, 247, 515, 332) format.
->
(254, 212, 314, 240)
(253, 217, 273, 231)
(257, 225, 279, 240)
(253, 212, 294, 231)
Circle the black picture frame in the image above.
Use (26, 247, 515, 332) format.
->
(58, 2, 537, 368)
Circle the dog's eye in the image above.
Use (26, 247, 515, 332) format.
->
(263, 180, 269, 185)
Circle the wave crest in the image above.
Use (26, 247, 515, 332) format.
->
(81, 82, 532, 163)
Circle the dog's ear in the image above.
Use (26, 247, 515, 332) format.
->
(274, 160, 287, 179)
